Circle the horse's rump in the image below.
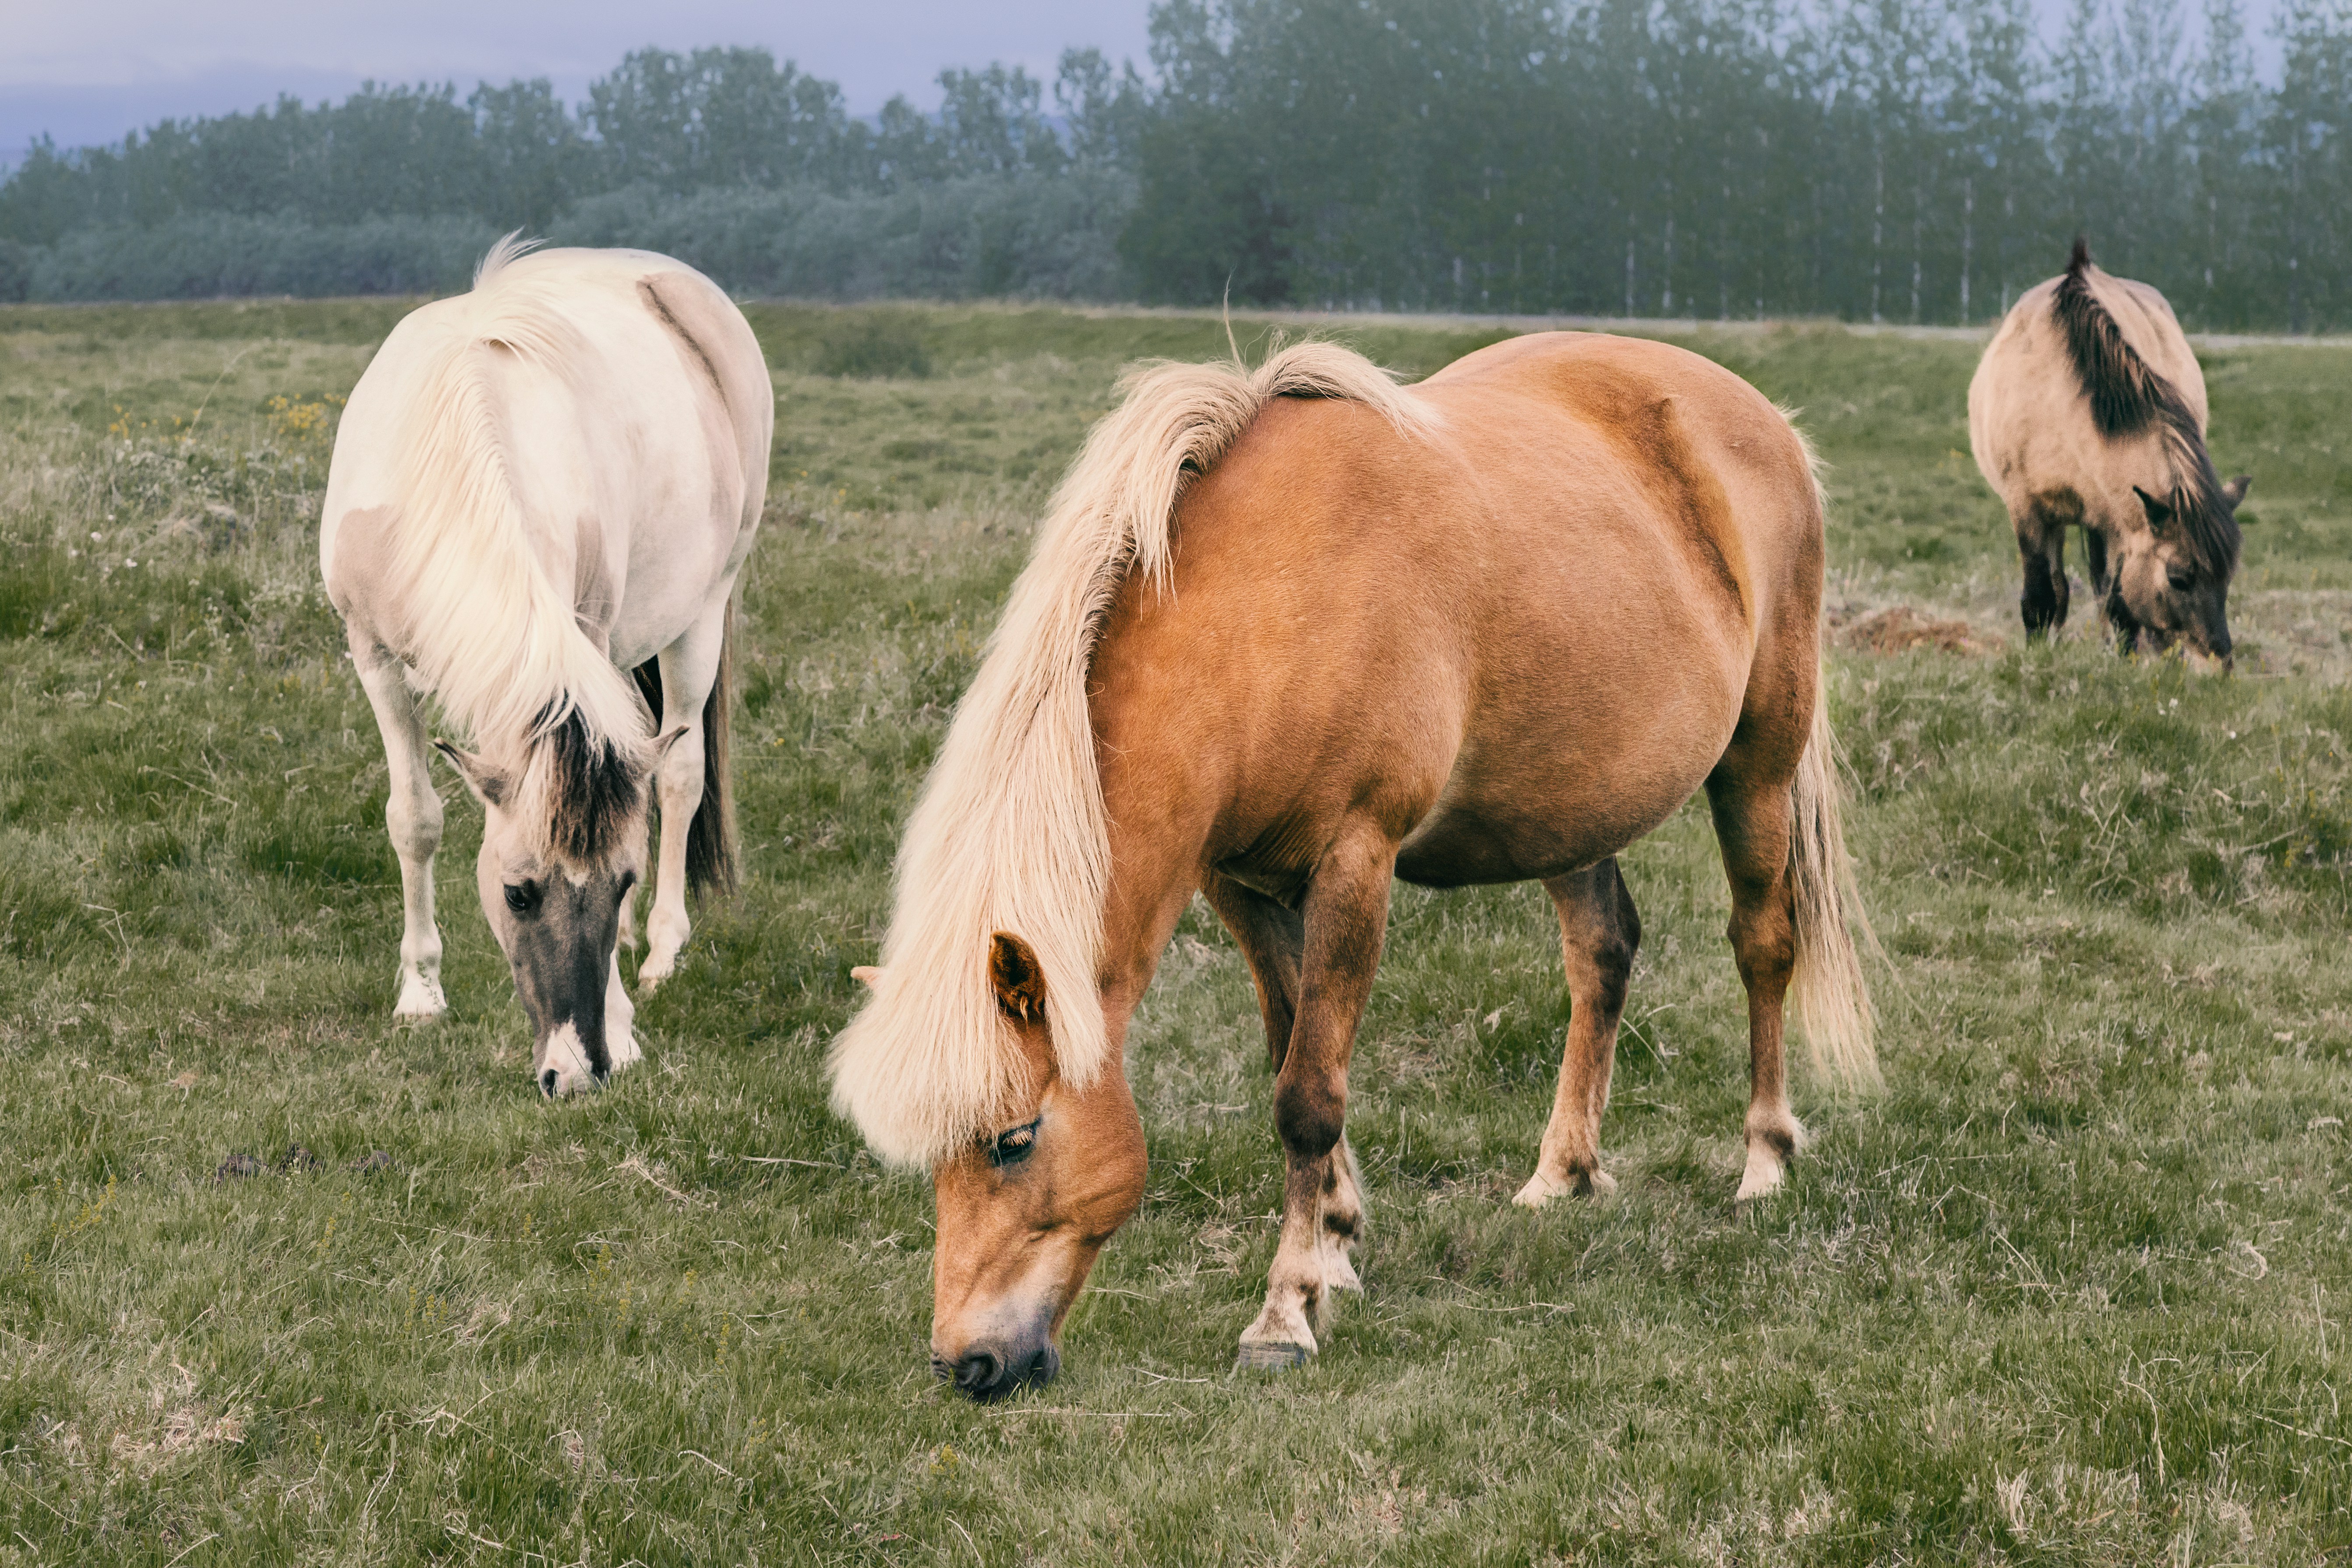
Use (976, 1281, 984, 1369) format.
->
(1096, 333, 1820, 895)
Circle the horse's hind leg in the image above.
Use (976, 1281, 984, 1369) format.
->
(1205, 874, 1365, 1296)
(350, 636, 446, 1021)
(1515, 858, 1640, 1208)
(1231, 825, 1392, 1368)
(1706, 747, 1807, 1205)
(637, 601, 727, 992)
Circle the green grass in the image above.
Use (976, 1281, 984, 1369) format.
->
(2, 297, 2350, 1564)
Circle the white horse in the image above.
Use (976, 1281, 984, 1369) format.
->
(321, 240, 772, 1095)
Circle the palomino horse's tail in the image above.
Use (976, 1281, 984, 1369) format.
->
(685, 603, 739, 899)
(1787, 665, 1882, 1089)
(627, 602, 740, 901)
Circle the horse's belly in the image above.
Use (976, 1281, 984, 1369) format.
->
(1395, 744, 1722, 886)
(1394, 664, 1742, 887)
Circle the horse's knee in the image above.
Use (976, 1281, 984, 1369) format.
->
(1274, 1072, 1345, 1161)
(1587, 936, 1635, 1014)
(385, 783, 443, 862)
(657, 729, 705, 805)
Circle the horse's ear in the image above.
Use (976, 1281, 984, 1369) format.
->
(2131, 486, 2174, 528)
(987, 932, 1047, 1022)
(2222, 475, 2253, 511)
(432, 739, 507, 808)
(653, 723, 691, 763)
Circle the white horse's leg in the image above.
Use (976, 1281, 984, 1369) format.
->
(351, 636, 447, 1021)
(605, 950, 641, 1070)
(636, 601, 726, 992)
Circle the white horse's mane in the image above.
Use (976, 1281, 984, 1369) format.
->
(828, 341, 1439, 1168)
(379, 235, 650, 846)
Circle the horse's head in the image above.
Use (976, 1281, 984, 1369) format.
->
(854, 932, 1147, 1400)
(435, 719, 682, 1095)
(2108, 477, 2250, 668)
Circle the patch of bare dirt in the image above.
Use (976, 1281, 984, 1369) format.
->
(1839, 606, 1998, 655)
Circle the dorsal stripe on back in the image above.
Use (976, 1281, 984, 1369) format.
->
(2050, 239, 2239, 576)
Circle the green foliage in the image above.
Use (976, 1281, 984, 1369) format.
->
(1122, 0, 2352, 327)
(1, 300, 2349, 1561)
(15, 1, 2352, 325)
(544, 170, 1136, 302)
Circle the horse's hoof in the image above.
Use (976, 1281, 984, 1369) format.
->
(1515, 1168, 1614, 1208)
(392, 984, 447, 1023)
(1234, 1342, 1314, 1373)
(1733, 1147, 1787, 1209)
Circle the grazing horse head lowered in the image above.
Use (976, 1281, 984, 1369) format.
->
(1970, 238, 2251, 666)
(321, 239, 771, 1095)
(833, 335, 1876, 1397)
(852, 936, 1145, 1398)
(436, 711, 688, 1097)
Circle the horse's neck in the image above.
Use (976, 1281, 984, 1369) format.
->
(1091, 760, 1219, 1053)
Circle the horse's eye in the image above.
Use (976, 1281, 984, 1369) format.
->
(503, 883, 537, 915)
(986, 1118, 1041, 1169)
(2166, 564, 2196, 592)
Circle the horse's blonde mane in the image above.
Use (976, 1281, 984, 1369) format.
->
(829, 341, 1438, 1169)
(379, 238, 649, 851)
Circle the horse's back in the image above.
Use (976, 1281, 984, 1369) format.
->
(1091, 331, 1818, 890)
(323, 247, 770, 669)
(1969, 264, 2202, 519)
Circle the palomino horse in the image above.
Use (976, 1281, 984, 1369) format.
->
(321, 240, 771, 1095)
(832, 332, 1877, 1397)
(1970, 239, 2250, 662)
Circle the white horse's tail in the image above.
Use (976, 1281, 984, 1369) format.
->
(1787, 665, 1881, 1089)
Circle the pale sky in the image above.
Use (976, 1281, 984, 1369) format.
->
(0, 0, 1157, 160)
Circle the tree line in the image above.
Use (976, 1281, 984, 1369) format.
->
(4, 0, 2349, 328)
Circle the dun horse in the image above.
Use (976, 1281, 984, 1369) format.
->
(321, 240, 771, 1095)
(831, 333, 1877, 1397)
(1970, 239, 2250, 662)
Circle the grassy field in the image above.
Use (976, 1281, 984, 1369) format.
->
(2, 295, 2349, 1565)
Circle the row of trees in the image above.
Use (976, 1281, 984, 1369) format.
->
(0, 47, 1144, 241)
(1126, 0, 2352, 328)
(5, 0, 2351, 327)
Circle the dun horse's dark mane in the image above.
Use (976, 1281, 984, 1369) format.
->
(2052, 238, 2239, 575)
(537, 703, 648, 864)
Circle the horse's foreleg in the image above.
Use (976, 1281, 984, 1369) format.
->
(352, 637, 446, 1021)
(1706, 764, 1804, 1206)
(1202, 872, 1303, 1075)
(1205, 874, 1365, 1296)
(637, 607, 725, 992)
(1236, 825, 1391, 1369)
(2017, 519, 2069, 638)
(1517, 858, 1640, 1208)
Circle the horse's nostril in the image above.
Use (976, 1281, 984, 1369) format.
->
(540, 1067, 559, 1098)
(1026, 1346, 1060, 1387)
(953, 1350, 1002, 1396)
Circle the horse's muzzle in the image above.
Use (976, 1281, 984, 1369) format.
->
(935, 1342, 1059, 1401)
